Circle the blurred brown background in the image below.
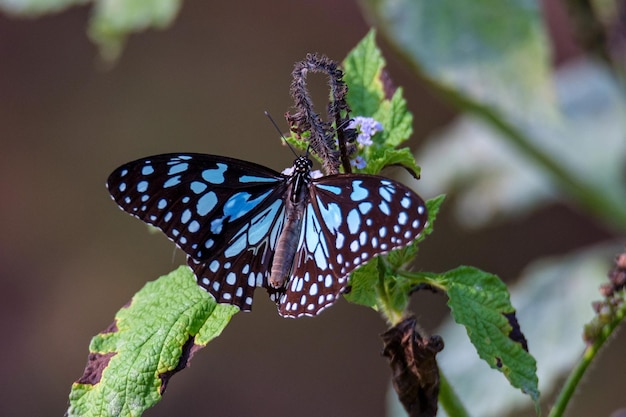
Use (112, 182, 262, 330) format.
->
(0, 1, 623, 416)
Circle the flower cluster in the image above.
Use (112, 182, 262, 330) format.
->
(347, 116, 383, 169)
(348, 116, 383, 146)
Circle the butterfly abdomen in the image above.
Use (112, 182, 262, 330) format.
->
(269, 172, 309, 288)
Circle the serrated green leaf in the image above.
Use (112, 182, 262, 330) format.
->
(344, 30, 386, 117)
(344, 30, 417, 180)
(435, 266, 540, 405)
(364, 147, 421, 177)
(372, 88, 413, 148)
(344, 257, 381, 309)
(67, 266, 238, 417)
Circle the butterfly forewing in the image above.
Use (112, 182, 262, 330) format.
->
(107, 153, 287, 259)
(276, 174, 428, 317)
(107, 153, 290, 310)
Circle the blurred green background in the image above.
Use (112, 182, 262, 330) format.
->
(0, 1, 623, 416)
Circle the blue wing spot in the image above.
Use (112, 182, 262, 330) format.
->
(168, 163, 189, 175)
(181, 209, 192, 224)
(204, 238, 214, 249)
(141, 195, 149, 202)
(346, 208, 361, 234)
(180, 236, 188, 245)
(210, 218, 223, 234)
(137, 181, 148, 193)
(350, 180, 368, 201)
(149, 215, 157, 222)
(247, 200, 283, 245)
(316, 197, 342, 231)
(379, 201, 391, 216)
(401, 196, 411, 209)
(164, 176, 181, 188)
(142, 165, 154, 175)
(202, 163, 228, 184)
(239, 175, 278, 183)
(226, 272, 237, 285)
(358, 202, 372, 215)
(118, 183, 126, 192)
(225, 233, 247, 257)
(197, 191, 218, 216)
(190, 181, 207, 194)
(398, 212, 408, 225)
(379, 186, 392, 202)
(223, 190, 271, 222)
(172, 228, 180, 237)
(316, 184, 342, 195)
(124, 196, 131, 204)
(182, 196, 190, 203)
(209, 260, 220, 272)
(188, 220, 200, 233)
(157, 198, 168, 209)
(120, 169, 129, 177)
(164, 212, 173, 222)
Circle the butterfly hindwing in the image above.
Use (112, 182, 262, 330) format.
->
(276, 174, 428, 317)
(188, 195, 286, 309)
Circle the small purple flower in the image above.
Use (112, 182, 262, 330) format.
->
(348, 116, 383, 147)
(350, 156, 367, 169)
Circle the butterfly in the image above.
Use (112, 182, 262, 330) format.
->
(107, 153, 427, 317)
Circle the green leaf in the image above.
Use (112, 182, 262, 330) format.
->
(67, 267, 238, 417)
(344, 257, 381, 309)
(372, 88, 413, 148)
(361, 0, 556, 124)
(344, 30, 386, 117)
(0, 0, 86, 15)
(435, 266, 540, 406)
(89, 0, 183, 62)
(343, 30, 416, 176)
(363, 147, 420, 177)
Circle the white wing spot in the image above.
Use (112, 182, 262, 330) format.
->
(336, 233, 345, 249)
(324, 275, 333, 288)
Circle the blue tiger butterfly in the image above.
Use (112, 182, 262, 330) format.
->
(107, 152, 427, 317)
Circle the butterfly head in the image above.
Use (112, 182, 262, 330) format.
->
(293, 156, 313, 175)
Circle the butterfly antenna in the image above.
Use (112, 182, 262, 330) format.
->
(264, 111, 299, 157)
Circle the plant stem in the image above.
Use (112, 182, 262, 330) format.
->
(438, 371, 471, 417)
(548, 301, 626, 417)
